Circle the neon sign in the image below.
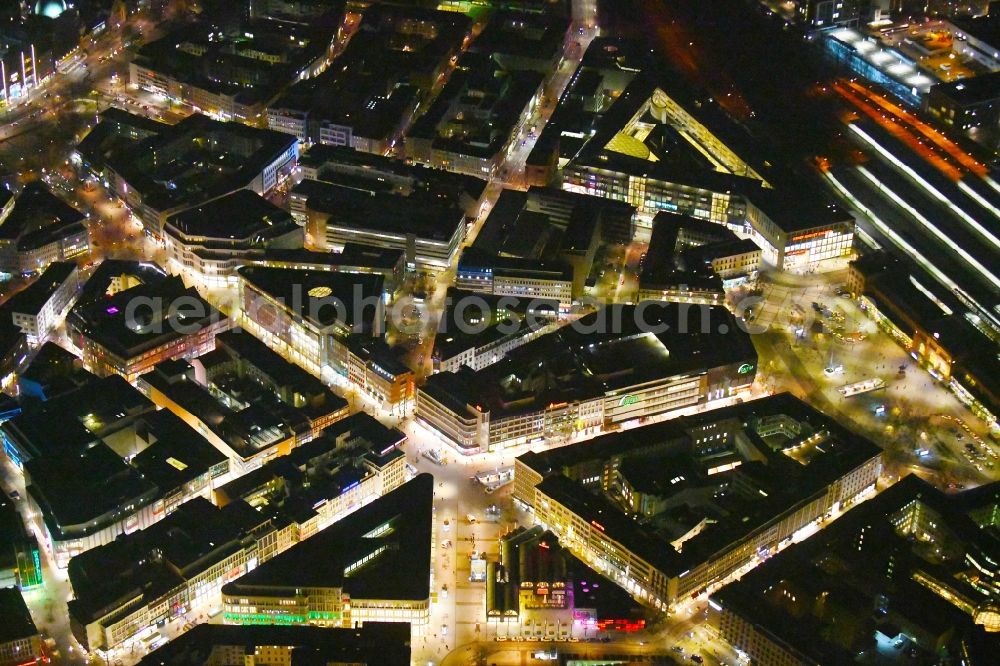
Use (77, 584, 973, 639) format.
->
(618, 395, 639, 407)
(738, 363, 755, 375)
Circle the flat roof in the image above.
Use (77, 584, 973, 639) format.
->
(424, 303, 756, 419)
(165, 190, 295, 241)
(70, 275, 224, 360)
(68, 498, 274, 625)
(0, 587, 37, 644)
(255, 245, 404, 272)
(237, 266, 384, 330)
(0, 182, 86, 252)
(292, 178, 466, 243)
(522, 393, 883, 577)
(81, 112, 297, 214)
(26, 441, 158, 539)
(223, 474, 433, 602)
(131, 410, 228, 492)
(2, 373, 154, 460)
(140, 623, 410, 666)
(931, 70, 1000, 105)
(712, 475, 1000, 664)
(1, 261, 76, 317)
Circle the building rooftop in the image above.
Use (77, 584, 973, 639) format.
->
(78, 112, 297, 215)
(521, 392, 883, 576)
(222, 473, 433, 603)
(712, 475, 1000, 664)
(0, 587, 37, 644)
(216, 411, 404, 509)
(139, 622, 410, 666)
(424, 303, 756, 419)
(165, 190, 296, 242)
(0, 261, 76, 317)
(0, 182, 86, 255)
(469, 11, 567, 67)
(292, 177, 467, 244)
(130, 410, 228, 493)
(298, 144, 487, 204)
(252, 245, 404, 272)
(930, 70, 1000, 105)
(408, 51, 544, 160)
(69, 274, 224, 360)
(68, 498, 276, 626)
(132, 18, 340, 107)
(237, 266, 384, 332)
(3, 373, 154, 460)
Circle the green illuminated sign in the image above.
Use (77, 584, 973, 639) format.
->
(738, 363, 755, 375)
(619, 395, 639, 407)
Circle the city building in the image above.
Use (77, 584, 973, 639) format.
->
(129, 17, 341, 124)
(76, 111, 298, 239)
(541, 43, 853, 268)
(0, 182, 88, 276)
(465, 186, 636, 301)
(67, 497, 294, 652)
(926, 70, 1000, 131)
(1, 373, 236, 567)
(221, 473, 433, 631)
(638, 212, 760, 302)
(525, 37, 650, 187)
(710, 475, 1000, 665)
(405, 51, 544, 178)
(486, 526, 648, 640)
(432, 288, 556, 373)
(138, 330, 350, 475)
(163, 191, 303, 286)
(0, 587, 41, 666)
(468, 10, 568, 73)
(246, 246, 405, 296)
(16, 341, 93, 401)
(293, 146, 486, 271)
(236, 265, 386, 381)
(66, 416, 404, 653)
(0, 321, 27, 394)
(267, 4, 470, 152)
(796, 0, 861, 28)
(848, 252, 1000, 427)
(138, 623, 411, 666)
(456, 248, 575, 312)
(344, 336, 415, 409)
(67, 271, 228, 383)
(0, 496, 41, 590)
(821, 28, 935, 107)
(0, 261, 79, 346)
(417, 302, 758, 454)
(212, 411, 406, 537)
(514, 393, 884, 611)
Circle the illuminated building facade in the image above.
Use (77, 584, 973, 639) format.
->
(849, 252, 1000, 427)
(68, 274, 228, 383)
(221, 475, 433, 632)
(137, 623, 411, 666)
(710, 475, 1000, 665)
(514, 394, 884, 611)
(76, 112, 298, 240)
(1, 261, 79, 347)
(0, 588, 41, 666)
(417, 303, 757, 454)
(139, 331, 350, 475)
(68, 419, 405, 652)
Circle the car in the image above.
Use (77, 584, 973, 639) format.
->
(441, 624, 448, 636)
(690, 656, 703, 664)
(8, 490, 19, 501)
(672, 645, 684, 653)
